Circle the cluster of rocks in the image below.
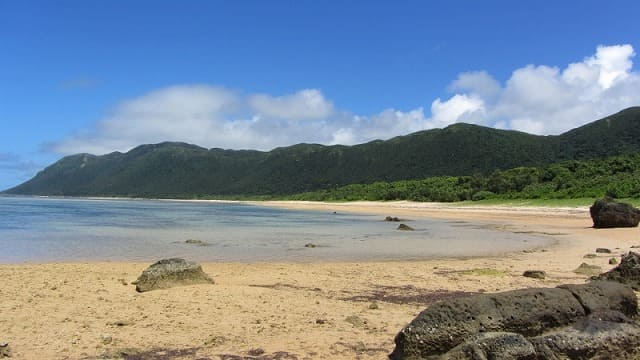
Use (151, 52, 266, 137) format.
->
(390, 252, 640, 359)
(385, 216, 415, 231)
(594, 251, 640, 290)
(132, 258, 214, 292)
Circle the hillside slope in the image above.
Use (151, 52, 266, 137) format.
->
(5, 107, 640, 197)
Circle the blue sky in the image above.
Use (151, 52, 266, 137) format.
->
(1, 1, 639, 190)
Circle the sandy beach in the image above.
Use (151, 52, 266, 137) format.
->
(1, 201, 638, 359)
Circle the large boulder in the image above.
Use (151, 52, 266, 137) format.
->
(390, 281, 640, 359)
(133, 258, 214, 292)
(594, 252, 640, 290)
(590, 198, 640, 228)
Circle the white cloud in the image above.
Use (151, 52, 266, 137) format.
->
(249, 89, 334, 120)
(439, 44, 639, 134)
(448, 71, 501, 100)
(430, 94, 486, 128)
(49, 44, 640, 155)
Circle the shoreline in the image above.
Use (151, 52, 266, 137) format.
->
(2, 200, 639, 359)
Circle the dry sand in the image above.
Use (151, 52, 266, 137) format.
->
(1, 201, 638, 359)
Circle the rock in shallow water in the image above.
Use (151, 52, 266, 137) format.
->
(397, 224, 414, 231)
(133, 258, 214, 292)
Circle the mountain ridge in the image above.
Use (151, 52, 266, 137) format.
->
(5, 107, 640, 197)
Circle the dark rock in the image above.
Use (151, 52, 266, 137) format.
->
(530, 312, 640, 360)
(443, 332, 536, 360)
(558, 281, 637, 317)
(133, 258, 214, 292)
(573, 262, 602, 276)
(583, 253, 597, 258)
(185, 239, 208, 246)
(385, 216, 401, 222)
(247, 348, 265, 356)
(522, 270, 546, 279)
(590, 198, 640, 228)
(595, 251, 640, 290)
(0, 343, 10, 358)
(397, 224, 414, 231)
(390, 287, 584, 358)
(611, 257, 619, 265)
(304, 243, 317, 248)
(390, 281, 640, 360)
(596, 247, 612, 253)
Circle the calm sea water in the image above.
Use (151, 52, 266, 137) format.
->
(0, 196, 552, 263)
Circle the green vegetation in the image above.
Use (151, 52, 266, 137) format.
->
(286, 154, 640, 203)
(4, 107, 640, 200)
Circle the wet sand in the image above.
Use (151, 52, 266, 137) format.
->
(1, 201, 637, 359)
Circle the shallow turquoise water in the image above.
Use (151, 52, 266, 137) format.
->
(0, 196, 552, 263)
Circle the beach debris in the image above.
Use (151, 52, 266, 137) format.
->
(390, 281, 640, 359)
(204, 335, 228, 347)
(345, 315, 367, 327)
(304, 242, 317, 248)
(133, 258, 214, 292)
(247, 348, 265, 356)
(583, 253, 597, 258)
(100, 334, 113, 345)
(574, 262, 602, 276)
(368, 302, 380, 310)
(397, 223, 414, 231)
(102, 347, 205, 359)
(594, 252, 640, 290)
(590, 197, 640, 228)
(610, 257, 619, 265)
(0, 343, 11, 358)
(596, 247, 612, 254)
(315, 318, 327, 325)
(219, 350, 299, 359)
(108, 319, 133, 327)
(522, 270, 546, 279)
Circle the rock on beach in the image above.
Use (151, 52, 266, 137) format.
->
(133, 258, 214, 292)
(390, 281, 640, 359)
(590, 198, 640, 228)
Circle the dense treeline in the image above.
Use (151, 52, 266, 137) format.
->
(285, 154, 640, 202)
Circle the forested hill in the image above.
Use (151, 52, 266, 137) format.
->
(5, 107, 640, 198)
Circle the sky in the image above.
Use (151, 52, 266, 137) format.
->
(1, 1, 640, 190)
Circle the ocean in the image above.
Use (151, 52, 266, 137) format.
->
(0, 196, 552, 263)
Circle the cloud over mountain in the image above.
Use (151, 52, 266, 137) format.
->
(50, 44, 639, 155)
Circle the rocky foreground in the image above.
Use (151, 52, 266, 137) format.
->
(391, 252, 640, 359)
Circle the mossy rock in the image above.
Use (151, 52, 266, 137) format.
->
(573, 263, 602, 276)
(133, 258, 214, 292)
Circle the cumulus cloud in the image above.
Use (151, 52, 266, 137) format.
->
(448, 71, 501, 100)
(249, 89, 335, 120)
(49, 44, 640, 155)
(436, 43, 639, 134)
